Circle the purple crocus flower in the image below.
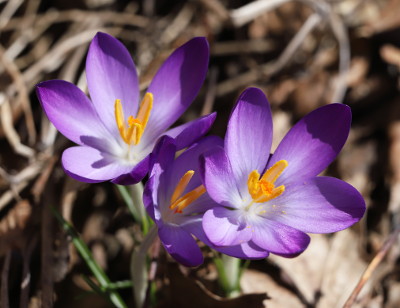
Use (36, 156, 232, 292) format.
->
(144, 136, 223, 266)
(200, 87, 366, 258)
(36, 32, 214, 184)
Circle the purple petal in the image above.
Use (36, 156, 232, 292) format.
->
(144, 37, 209, 142)
(36, 80, 114, 149)
(86, 32, 139, 136)
(161, 112, 217, 150)
(158, 224, 203, 267)
(142, 136, 178, 221)
(200, 147, 242, 207)
(225, 88, 273, 184)
(216, 242, 270, 259)
(203, 207, 252, 246)
(169, 136, 223, 193)
(251, 220, 310, 257)
(182, 217, 269, 259)
(111, 154, 151, 185)
(143, 175, 157, 221)
(62, 146, 133, 183)
(268, 104, 351, 186)
(268, 176, 365, 233)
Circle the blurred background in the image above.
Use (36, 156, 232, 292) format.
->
(0, 0, 400, 307)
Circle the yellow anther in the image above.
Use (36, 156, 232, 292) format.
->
(247, 160, 288, 204)
(169, 170, 206, 214)
(170, 185, 206, 213)
(170, 170, 194, 204)
(114, 92, 153, 145)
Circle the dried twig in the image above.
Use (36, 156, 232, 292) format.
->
(343, 227, 400, 308)
(0, 95, 35, 158)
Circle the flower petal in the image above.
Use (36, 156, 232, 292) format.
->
(268, 104, 351, 185)
(86, 32, 139, 135)
(111, 154, 151, 185)
(62, 146, 133, 183)
(36, 80, 115, 149)
(200, 147, 242, 207)
(143, 174, 157, 221)
(162, 112, 217, 150)
(182, 217, 269, 259)
(216, 241, 269, 259)
(266, 176, 365, 233)
(225, 88, 273, 184)
(203, 207, 252, 246)
(158, 224, 203, 267)
(144, 37, 209, 142)
(251, 220, 310, 257)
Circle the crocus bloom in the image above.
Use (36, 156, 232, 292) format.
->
(200, 88, 366, 258)
(144, 136, 223, 266)
(36, 32, 214, 184)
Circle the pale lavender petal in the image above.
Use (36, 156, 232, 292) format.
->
(158, 224, 203, 267)
(183, 217, 269, 259)
(203, 207, 252, 246)
(86, 32, 139, 136)
(200, 147, 242, 207)
(111, 154, 151, 185)
(36, 80, 114, 149)
(225, 88, 273, 184)
(62, 146, 133, 183)
(268, 104, 351, 186)
(251, 220, 310, 257)
(216, 242, 269, 259)
(143, 37, 209, 142)
(161, 112, 217, 150)
(267, 176, 365, 233)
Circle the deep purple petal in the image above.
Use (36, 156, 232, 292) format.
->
(251, 220, 310, 257)
(203, 207, 252, 246)
(200, 147, 242, 207)
(62, 146, 133, 183)
(268, 176, 366, 233)
(111, 154, 151, 185)
(161, 112, 217, 150)
(86, 32, 139, 136)
(225, 88, 273, 184)
(144, 37, 209, 142)
(36, 80, 114, 149)
(143, 174, 156, 221)
(182, 217, 269, 259)
(158, 224, 203, 267)
(268, 104, 351, 186)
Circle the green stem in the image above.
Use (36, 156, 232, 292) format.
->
(116, 183, 150, 234)
(131, 225, 158, 308)
(214, 254, 242, 298)
(52, 207, 127, 308)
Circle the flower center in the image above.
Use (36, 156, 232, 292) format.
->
(169, 170, 206, 214)
(247, 160, 288, 204)
(114, 92, 153, 145)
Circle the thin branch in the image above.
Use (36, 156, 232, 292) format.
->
(343, 227, 400, 308)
